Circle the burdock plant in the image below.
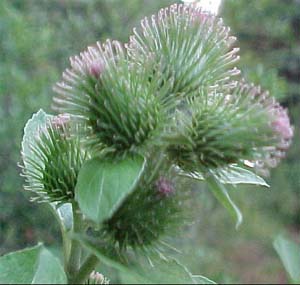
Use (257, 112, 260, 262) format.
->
(0, 3, 293, 284)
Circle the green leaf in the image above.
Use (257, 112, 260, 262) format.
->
(119, 257, 197, 284)
(192, 275, 216, 284)
(0, 244, 67, 284)
(216, 165, 269, 187)
(206, 175, 243, 229)
(0, 244, 41, 284)
(75, 155, 145, 224)
(75, 235, 215, 284)
(21, 109, 53, 170)
(118, 258, 198, 284)
(273, 235, 300, 283)
(175, 167, 204, 180)
(31, 248, 67, 284)
(177, 165, 269, 187)
(72, 235, 148, 283)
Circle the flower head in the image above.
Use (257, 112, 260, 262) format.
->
(53, 41, 168, 157)
(127, 3, 240, 98)
(165, 80, 293, 175)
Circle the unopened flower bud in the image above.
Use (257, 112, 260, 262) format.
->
(21, 113, 87, 203)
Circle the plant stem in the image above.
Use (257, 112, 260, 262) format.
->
(62, 224, 71, 273)
(48, 203, 71, 272)
(67, 202, 84, 282)
(71, 254, 99, 284)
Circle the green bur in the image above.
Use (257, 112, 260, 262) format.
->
(21, 111, 87, 203)
(90, 157, 189, 251)
(165, 82, 276, 173)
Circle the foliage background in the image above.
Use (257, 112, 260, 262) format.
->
(0, 0, 299, 283)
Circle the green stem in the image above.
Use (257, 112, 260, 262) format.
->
(62, 225, 71, 273)
(71, 254, 99, 284)
(67, 202, 84, 281)
(47, 204, 71, 272)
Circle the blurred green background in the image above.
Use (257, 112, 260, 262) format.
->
(0, 0, 299, 283)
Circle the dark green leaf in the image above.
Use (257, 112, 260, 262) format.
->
(75, 155, 145, 224)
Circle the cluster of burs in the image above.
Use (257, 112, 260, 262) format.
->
(21, 4, 293, 253)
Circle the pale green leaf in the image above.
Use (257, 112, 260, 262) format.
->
(31, 248, 67, 284)
(21, 109, 53, 170)
(175, 167, 204, 180)
(177, 165, 269, 187)
(216, 165, 269, 187)
(0, 244, 67, 284)
(206, 175, 243, 229)
(273, 235, 300, 283)
(75, 155, 145, 224)
(0, 244, 41, 284)
(192, 275, 217, 284)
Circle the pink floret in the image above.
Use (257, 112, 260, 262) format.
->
(155, 177, 174, 196)
(271, 106, 294, 140)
